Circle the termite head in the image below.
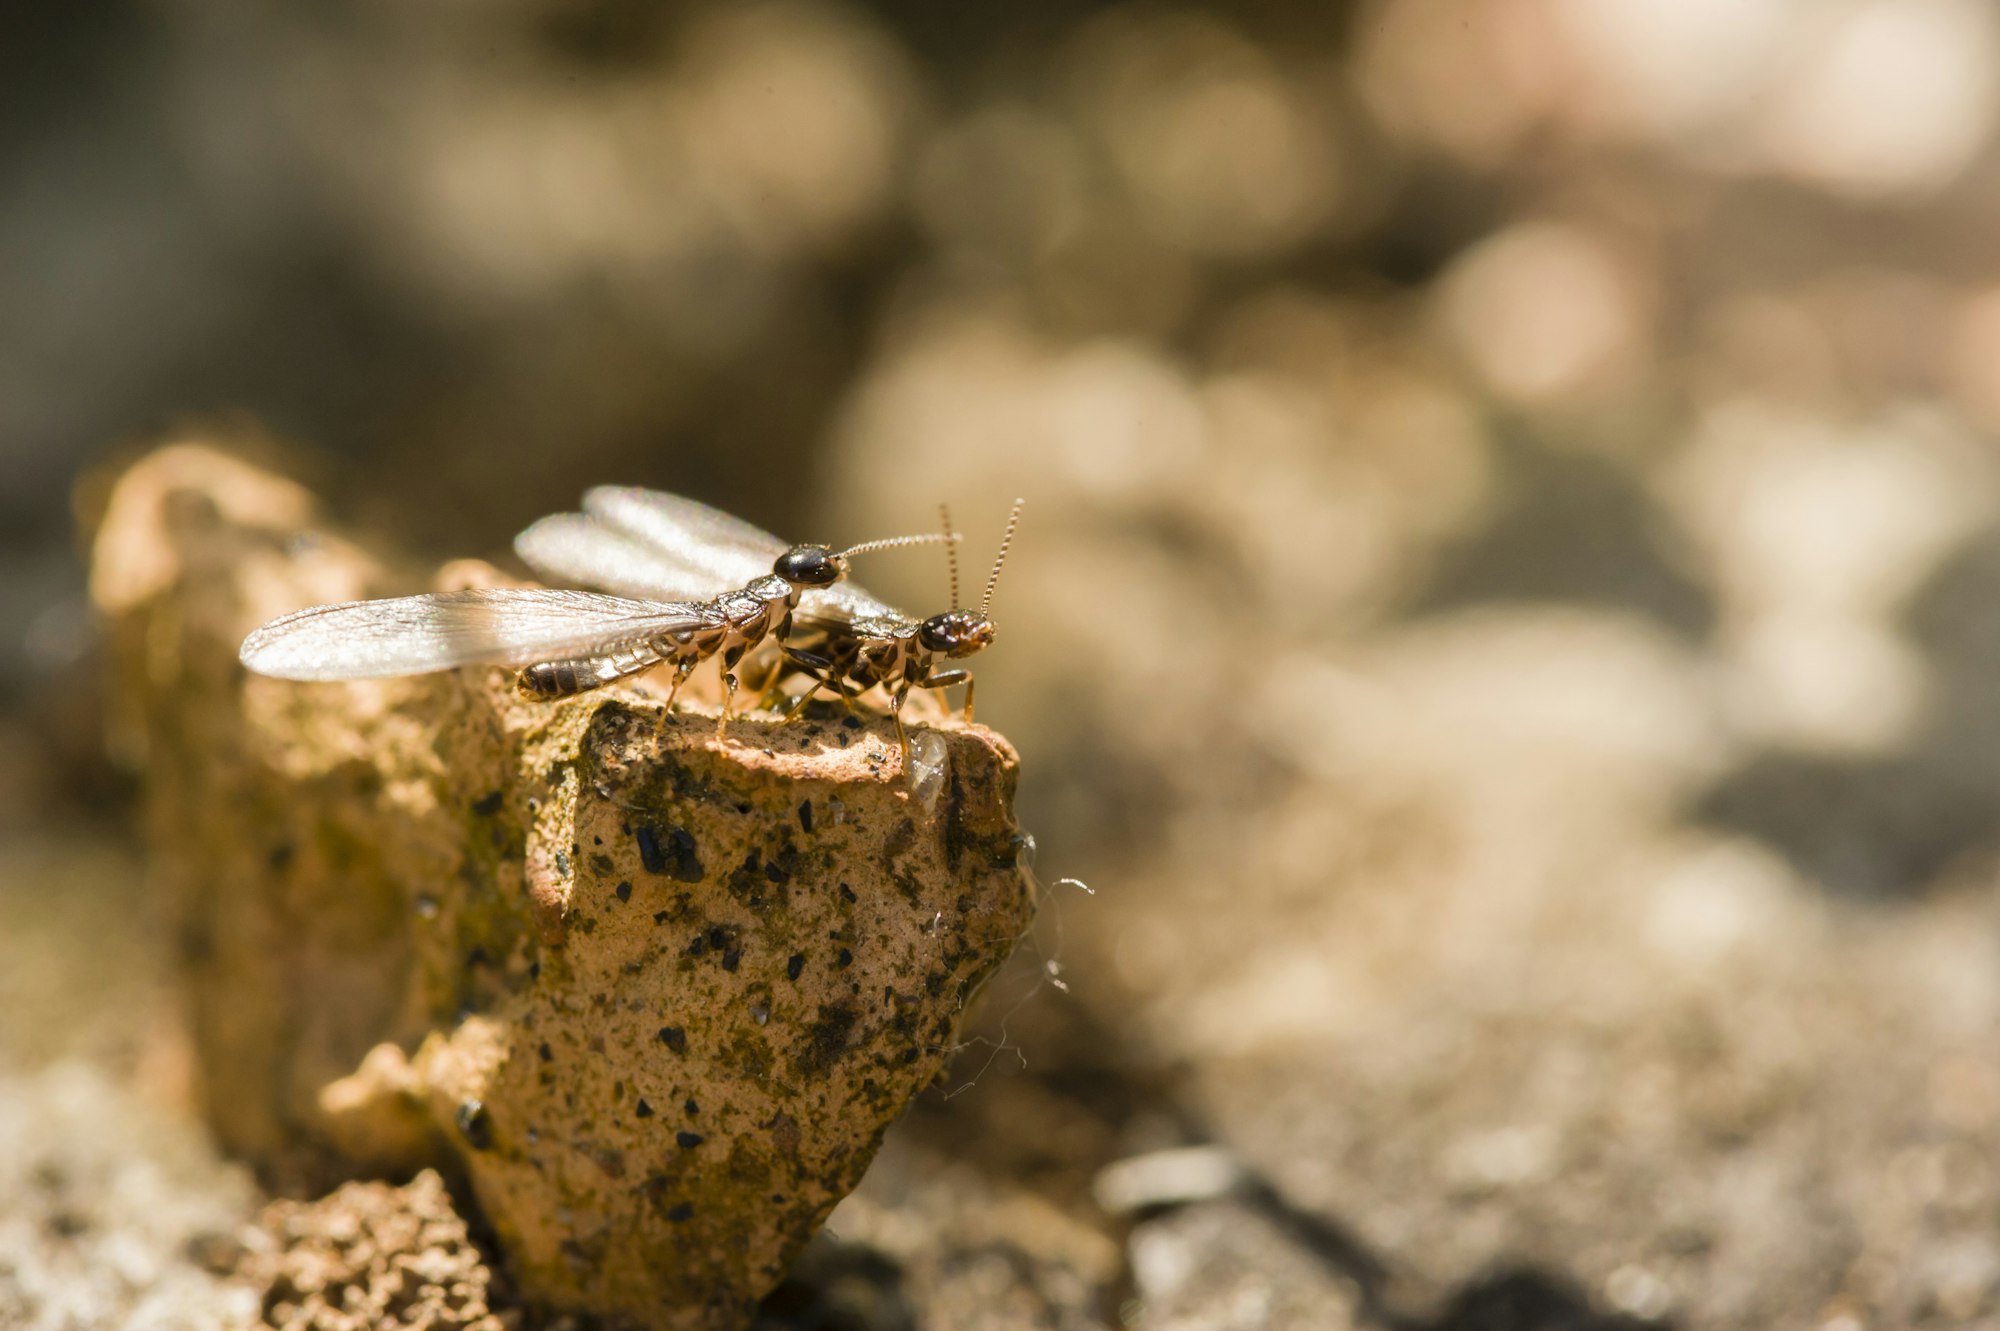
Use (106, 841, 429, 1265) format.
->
(920, 497, 1020, 660)
(774, 544, 847, 588)
(787, 530, 959, 590)
(918, 609, 995, 658)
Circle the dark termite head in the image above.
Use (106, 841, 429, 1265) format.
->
(779, 530, 961, 590)
(918, 608, 996, 658)
(774, 544, 845, 588)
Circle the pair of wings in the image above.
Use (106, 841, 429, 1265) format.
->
(239, 489, 906, 682)
(514, 487, 902, 623)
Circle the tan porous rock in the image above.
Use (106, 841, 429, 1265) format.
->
(90, 440, 1036, 1329)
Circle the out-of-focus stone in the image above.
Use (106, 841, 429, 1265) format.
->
(0, 1062, 261, 1331)
(818, 1132, 1124, 1331)
(1126, 1199, 1365, 1331)
(90, 441, 1036, 1329)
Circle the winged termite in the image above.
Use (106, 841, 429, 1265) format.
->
(780, 500, 1022, 764)
(516, 488, 1021, 767)
(239, 491, 953, 735)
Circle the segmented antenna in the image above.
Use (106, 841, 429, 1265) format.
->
(940, 503, 962, 609)
(980, 499, 1024, 613)
(838, 531, 961, 559)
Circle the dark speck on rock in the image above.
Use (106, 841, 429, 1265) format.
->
(685, 1097, 699, 1116)
(839, 883, 857, 903)
(635, 1099, 653, 1118)
(676, 1131, 705, 1149)
(797, 800, 813, 834)
(456, 1099, 494, 1150)
(836, 948, 854, 968)
(615, 881, 632, 903)
(666, 1203, 694, 1223)
(658, 1026, 686, 1054)
(722, 949, 742, 972)
(842, 715, 863, 729)
(787, 953, 805, 981)
(635, 824, 703, 881)
(539, 1042, 553, 1062)
(472, 790, 504, 816)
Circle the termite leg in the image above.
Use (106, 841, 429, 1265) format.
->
(748, 650, 791, 714)
(716, 644, 749, 740)
(770, 647, 832, 715)
(781, 677, 826, 724)
(660, 657, 697, 731)
(783, 668, 859, 726)
(889, 683, 912, 769)
(717, 672, 740, 739)
(921, 668, 972, 721)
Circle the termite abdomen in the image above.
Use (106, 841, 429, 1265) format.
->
(518, 659, 588, 699)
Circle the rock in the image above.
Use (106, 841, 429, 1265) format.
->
(249, 1170, 512, 1331)
(89, 441, 1037, 1329)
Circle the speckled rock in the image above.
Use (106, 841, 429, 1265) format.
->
(250, 1170, 513, 1331)
(90, 441, 1037, 1329)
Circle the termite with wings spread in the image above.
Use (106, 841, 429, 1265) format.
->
(515, 491, 1022, 764)
(238, 489, 953, 737)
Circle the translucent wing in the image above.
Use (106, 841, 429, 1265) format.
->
(239, 589, 712, 681)
(585, 487, 789, 570)
(798, 582, 906, 624)
(522, 487, 913, 621)
(514, 512, 752, 602)
(791, 609, 912, 643)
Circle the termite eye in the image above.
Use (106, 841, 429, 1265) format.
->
(776, 546, 841, 587)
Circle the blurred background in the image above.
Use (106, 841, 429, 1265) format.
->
(8, 1, 2000, 1327)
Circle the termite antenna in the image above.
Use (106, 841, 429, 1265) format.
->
(940, 502, 962, 609)
(838, 531, 961, 559)
(980, 499, 1024, 614)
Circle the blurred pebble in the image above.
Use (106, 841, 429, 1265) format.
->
(1093, 1145, 1245, 1215)
(1759, 0, 2000, 198)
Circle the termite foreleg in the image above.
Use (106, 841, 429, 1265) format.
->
(920, 668, 973, 722)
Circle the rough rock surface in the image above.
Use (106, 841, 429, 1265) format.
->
(89, 444, 1037, 1328)
(250, 1171, 513, 1331)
